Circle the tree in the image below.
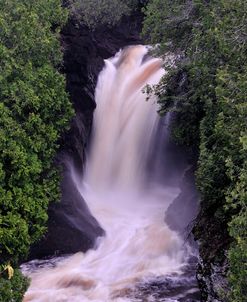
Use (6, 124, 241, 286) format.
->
(69, 0, 138, 29)
(143, 1, 247, 300)
(0, 1, 73, 300)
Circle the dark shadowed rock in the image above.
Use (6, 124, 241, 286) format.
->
(29, 160, 104, 259)
(165, 165, 199, 236)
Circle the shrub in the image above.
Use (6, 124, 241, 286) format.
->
(69, 0, 138, 29)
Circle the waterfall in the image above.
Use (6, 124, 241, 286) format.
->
(22, 45, 199, 302)
(84, 45, 163, 191)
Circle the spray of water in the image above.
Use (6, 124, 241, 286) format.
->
(22, 45, 198, 302)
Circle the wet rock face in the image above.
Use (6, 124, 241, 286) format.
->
(197, 257, 229, 302)
(193, 205, 231, 301)
(28, 12, 143, 259)
(29, 161, 105, 259)
(165, 165, 199, 237)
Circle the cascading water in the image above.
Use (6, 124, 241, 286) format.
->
(22, 45, 200, 302)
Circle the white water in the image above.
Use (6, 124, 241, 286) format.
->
(23, 45, 197, 302)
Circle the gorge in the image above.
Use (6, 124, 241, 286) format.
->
(22, 45, 200, 302)
(1, 1, 245, 301)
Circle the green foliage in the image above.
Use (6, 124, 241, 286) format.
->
(142, 1, 205, 147)
(0, 0, 73, 300)
(143, 0, 247, 300)
(142, 0, 198, 52)
(0, 268, 29, 302)
(69, 0, 138, 29)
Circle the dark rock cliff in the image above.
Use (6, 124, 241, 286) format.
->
(193, 208, 231, 301)
(29, 11, 143, 259)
